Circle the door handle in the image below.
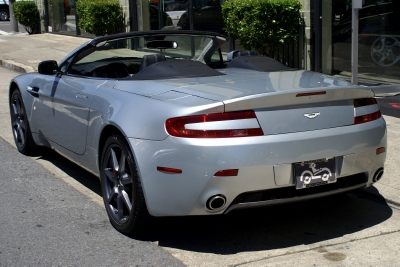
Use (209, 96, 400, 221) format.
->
(76, 94, 88, 100)
(27, 85, 39, 97)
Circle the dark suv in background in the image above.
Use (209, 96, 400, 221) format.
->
(0, 0, 9, 21)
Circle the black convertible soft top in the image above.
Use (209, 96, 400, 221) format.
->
(227, 55, 296, 72)
(126, 60, 225, 80)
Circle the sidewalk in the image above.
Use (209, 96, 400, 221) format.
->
(0, 32, 89, 73)
(1, 32, 400, 207)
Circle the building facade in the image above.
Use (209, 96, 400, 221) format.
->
(33, 0, 400, 84)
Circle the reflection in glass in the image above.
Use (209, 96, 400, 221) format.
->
(331, 0, 400, 84)
(47, 0, 77, 33)
(176, 0, 226, 34)
(149, 0, 174, 29)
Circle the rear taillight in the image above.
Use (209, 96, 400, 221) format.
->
(165, 110, 263, 138)
(354, 98, 382, 124)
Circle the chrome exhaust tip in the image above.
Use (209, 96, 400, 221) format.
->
(373, 168, 384, 182)
(206, 195, 226, 211)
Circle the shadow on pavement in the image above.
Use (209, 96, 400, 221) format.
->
(148, 191, 392, 254)
(377, 95, 400, 119)
(33, 147, 102, 196)
(32, 148, 393, 255)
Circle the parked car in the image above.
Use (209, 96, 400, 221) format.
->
(0, 0, 9, 21)
(177, 0, 225, 33)
(149, 4, 173, 30)
(9, 30, 390, 235)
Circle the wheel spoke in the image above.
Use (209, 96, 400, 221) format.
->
(13, 120, 19, 130)
(119, 152, 126, 173)
(19, 119, 26, 131)
(12, 103, 18, 116)
(386, 42, 400, 48)
(12, 122, 20, 141)
(121, 190, 132, 212)
(17, 124, 25, 143)
(120, 173, 132, 185)
(110, 148, 119, 172)
(116, 193, 124, 220)
(378, 56, 387, 63)
(372, 48, 384, 56)
(380, 38, 386, 49)
(15, 98, 21, 114)
(104, 168, 118, 184)
(107, 187, 118, 204)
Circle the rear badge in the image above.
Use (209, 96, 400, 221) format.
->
(304, 112, 320, 119)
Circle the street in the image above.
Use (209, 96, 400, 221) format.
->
(0, 66, 400, 266)
(0, 20, 26, 34)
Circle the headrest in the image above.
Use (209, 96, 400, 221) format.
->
(140, 54, 166, 71)
(227, 50, 258, 61)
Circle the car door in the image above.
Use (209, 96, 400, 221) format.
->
(36, 74, 103, 154)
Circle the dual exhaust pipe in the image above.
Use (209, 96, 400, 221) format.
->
(373, 168, 384, 182)
(206, 194, 226, 211)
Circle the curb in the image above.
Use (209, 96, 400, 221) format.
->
(0, 59, 35, 74)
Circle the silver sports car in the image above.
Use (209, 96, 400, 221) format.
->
(9, 31, 387, 235)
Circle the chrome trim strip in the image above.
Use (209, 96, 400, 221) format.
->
(223, 183, 367, 214)
(185, 118, 259, 130)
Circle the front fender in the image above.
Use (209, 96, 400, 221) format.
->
(9, 73, 46, 134)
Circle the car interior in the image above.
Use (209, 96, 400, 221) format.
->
(62, 35, 293, 79)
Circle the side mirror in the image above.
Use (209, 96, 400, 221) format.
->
(38, 60, 58, 75)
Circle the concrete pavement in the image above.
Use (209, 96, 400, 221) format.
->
(0, 32, 89, 72)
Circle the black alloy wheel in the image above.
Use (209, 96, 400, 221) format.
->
(10, 90, 36, 155)
(100, 134, 151, 234)
(0, 9, 9, 21)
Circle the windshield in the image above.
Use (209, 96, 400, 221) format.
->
(76, 35, 213, 64)
(67, 34, 219, 78)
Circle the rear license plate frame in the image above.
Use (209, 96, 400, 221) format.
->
(295, 158, 336, 189)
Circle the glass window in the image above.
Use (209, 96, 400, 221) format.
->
(47, 0, 77, 34)
(68, 35, 214, 77)
(176, 0, 226, 34)
(329, 0, 400, 84)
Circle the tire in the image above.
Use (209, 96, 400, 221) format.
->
(100, 134, 152, 235)
(10, 89, 38, 155)
(0, 9, 9, 21)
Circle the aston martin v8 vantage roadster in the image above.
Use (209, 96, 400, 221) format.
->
(9, 31, 387, 234)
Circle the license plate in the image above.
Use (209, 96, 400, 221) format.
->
(295, 158, 336, 189)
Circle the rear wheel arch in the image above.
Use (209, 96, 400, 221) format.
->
(99, 125, 121, 158)
(98, 128, 152, 234)
(98, 124, 134, 171)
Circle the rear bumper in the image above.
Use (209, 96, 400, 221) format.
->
(224, 174, 368, 213)
(128, 118, 387, 216)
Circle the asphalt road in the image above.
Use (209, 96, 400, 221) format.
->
(0, 67, 184, 266)
(1, 66, 400, 266)
(0, 20, 26, 34)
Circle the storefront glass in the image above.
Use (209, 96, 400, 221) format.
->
(329, 0, 400, 84)
(144, 0, 226, 34)
(141, 0, 229, 53)
(47, 0, 77, 34)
